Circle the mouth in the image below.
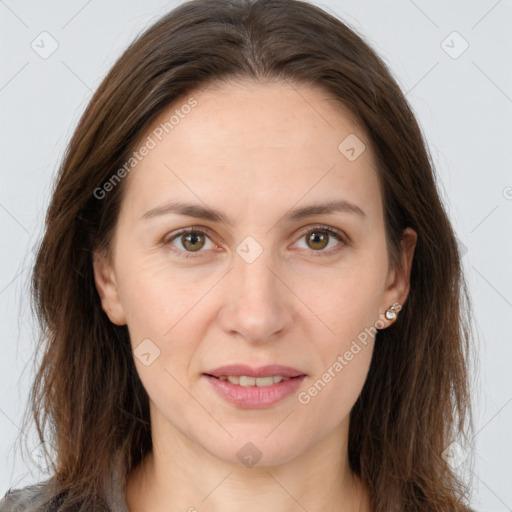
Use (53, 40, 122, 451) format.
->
(202, 363, 307, 409)
(201, 364, 307, 408)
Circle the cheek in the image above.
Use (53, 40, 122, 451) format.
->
(118, 259, 203, 416)
(291, 251, 383, 425)
(294, 252, 385, 349)
(115, 253, 218, 378)
(115, 252, 201, 338)
(297, 330, 375, 436)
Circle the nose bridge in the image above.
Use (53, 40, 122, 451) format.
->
(219, 239, 291, 341)
(234, 239, 281, 307)
(236, 247, 276, 298)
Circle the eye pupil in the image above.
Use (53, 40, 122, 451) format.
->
(182, 232, 205, 251)
(307, 231, 329, 250)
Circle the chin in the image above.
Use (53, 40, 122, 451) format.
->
(201, 433, 304, 469)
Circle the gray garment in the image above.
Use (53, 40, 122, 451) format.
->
(0, 451, 129, 512)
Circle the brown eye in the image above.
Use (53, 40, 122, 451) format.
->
(164, 225, 347, 260)
(295, 225, 347, 257)
(165, 228, 215, 258)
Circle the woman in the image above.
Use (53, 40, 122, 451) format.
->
(0, 0, 476, 510)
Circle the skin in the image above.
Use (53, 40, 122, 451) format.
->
(93, 78, 417, 512)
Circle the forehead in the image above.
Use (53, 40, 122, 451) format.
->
(121, 79, 383, 226)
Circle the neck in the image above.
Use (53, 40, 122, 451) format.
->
(126, 410, 371, 512)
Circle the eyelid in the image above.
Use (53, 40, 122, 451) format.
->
(163, 224, 349, 259)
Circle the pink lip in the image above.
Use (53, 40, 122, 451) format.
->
(205, 364, 305, 378)
(203, 374, 306, 409)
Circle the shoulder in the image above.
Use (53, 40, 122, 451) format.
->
(0, 481, 55, 512)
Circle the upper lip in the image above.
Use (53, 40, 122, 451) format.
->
(204, 364, 306, 378)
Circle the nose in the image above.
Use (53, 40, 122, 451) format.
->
(217, 248, 293, 344)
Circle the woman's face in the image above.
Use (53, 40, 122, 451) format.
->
(94, 79, 416, 467)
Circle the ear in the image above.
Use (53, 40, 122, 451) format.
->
(92, 250, 127, 326)
(379, 227, 417, 327)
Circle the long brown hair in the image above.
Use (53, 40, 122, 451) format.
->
(18, 0, 476, 510)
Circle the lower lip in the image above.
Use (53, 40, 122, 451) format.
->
(203, 374, 306, 409)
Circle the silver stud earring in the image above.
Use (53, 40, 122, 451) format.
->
(385, 305, 398, 322)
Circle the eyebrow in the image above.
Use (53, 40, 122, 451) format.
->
(140, 199, 366, 226)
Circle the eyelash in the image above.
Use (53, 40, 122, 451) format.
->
(163, 225, 349, 260)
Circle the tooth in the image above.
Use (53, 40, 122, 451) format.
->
(239, 376, 256, 386)
(255, 376, 274, 387)
(221, 375, 293, 386)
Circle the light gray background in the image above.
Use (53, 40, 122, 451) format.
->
(1, 1, 511, 510)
